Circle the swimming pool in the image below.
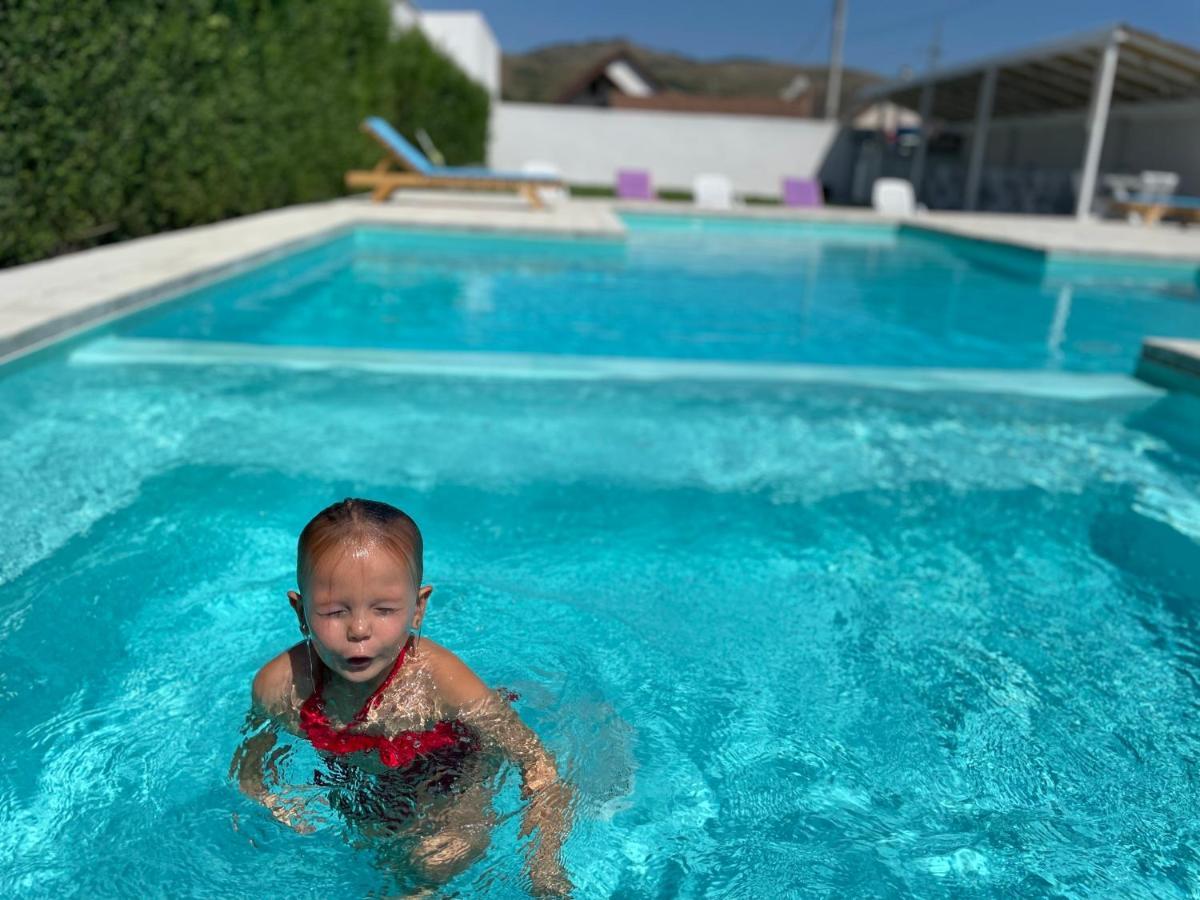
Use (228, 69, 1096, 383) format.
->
(2, 217, 1200, 897)
(103, 215, 1200, 372)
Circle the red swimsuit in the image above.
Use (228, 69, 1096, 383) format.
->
(299, 641, 476, 770)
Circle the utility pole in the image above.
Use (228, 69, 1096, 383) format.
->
(909, 21, 942, 196)
(825, 0, 848, 119)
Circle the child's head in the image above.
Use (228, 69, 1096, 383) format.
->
(287, 498, 431, 684)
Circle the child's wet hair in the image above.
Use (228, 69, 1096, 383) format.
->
(297, 498, 423, 589)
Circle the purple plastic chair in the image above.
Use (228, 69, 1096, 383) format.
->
(783, 177, 823, 208)
(617, 169, 654, 201)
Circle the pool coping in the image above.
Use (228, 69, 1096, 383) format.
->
(617, 201, 1200, 270)
(904, 221, 1200, 284)
(1136, 337, 1200, 397)
(905, 212, 1200, 268)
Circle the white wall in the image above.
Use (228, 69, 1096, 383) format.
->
(418, 11, 500, 98)
(490, 102, 839, 196)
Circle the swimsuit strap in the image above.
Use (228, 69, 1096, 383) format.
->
(307, 637, 413, 728)
(298, 640, 479, 771)
(349, 637, 411, 725)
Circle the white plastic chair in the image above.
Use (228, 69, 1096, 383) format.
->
(521, 160, 567, 206)
(1137, 170, 1179, 203)
(693, 173, 735, 210)
(1101, 171, 1181, 223)
(871, 178, 916, 216)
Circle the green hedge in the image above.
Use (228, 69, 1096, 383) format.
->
(0, 0, 489, 267)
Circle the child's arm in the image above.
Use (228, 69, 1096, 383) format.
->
(430, 645, 575, 897)
(230, 706, 277, 803)
(230, 708, 305, 828)
(229, 651, 316, 832)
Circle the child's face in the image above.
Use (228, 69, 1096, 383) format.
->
(289, 541, 430, 685)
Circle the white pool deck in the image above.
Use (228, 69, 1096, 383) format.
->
(2, 193, 1198, 388)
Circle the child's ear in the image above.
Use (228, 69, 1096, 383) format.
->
(287, 590, 307, 633)
(412, 585, 433, 627)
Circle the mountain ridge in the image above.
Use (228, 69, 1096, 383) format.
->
(501, 38, 882, 113)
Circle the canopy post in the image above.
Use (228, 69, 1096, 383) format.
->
(964, 66, 998, 211)
(1075, 29, 1123, 220)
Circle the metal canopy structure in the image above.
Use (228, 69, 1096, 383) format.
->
(857, 25, 1200, 218)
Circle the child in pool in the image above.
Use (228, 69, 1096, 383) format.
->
(231, 498, 573, 896)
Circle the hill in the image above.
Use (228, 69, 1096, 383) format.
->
(501, 39, 882, 114)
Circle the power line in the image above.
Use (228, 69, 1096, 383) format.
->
(845, 0, 1009, 75)
(794, 5, 832, 62)
(850, 0, 1003, 40)
(909, 21, 942, 195)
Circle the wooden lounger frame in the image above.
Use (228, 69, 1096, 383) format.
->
(1112, 200, 1200, 226)
(344, 124, 561, 209)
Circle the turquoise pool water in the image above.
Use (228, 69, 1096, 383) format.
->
(3, 219, 1200, 897)
(117, 216, 1200, 372)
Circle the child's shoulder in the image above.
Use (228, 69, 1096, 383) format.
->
(251, 641, 314, 717)
(417, 639, 492, 711)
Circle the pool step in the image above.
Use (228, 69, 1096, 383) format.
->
(71, 336, 1159, 400)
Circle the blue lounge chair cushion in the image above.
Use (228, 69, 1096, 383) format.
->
(428, 165, 559, 183)
(363, 117, 558, 184)
(364, 116, 434, 175)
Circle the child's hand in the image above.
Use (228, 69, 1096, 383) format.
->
(528, 853, 574, 897)
(264, 792, 327, 834)
(521, 780, 574, 896)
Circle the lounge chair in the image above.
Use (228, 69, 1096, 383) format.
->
(522, 160, 568, 207)
(872, 178, 917, 216)
(693, 173, 735, 210)
(1100, 170, 1185, 222)
(1112, 195, 1200, 226)
(616, 169, 654, 201)
(344, 117, 562, 209)
(783, 177, 823, 208)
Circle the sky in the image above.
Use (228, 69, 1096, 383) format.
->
(417, 0, 1200, 79)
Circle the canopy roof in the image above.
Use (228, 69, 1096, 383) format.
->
(858, 25, 1200, 122)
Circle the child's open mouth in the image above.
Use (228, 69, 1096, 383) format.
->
(346, 656, 373, 668)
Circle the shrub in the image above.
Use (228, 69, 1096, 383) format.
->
(387, 29, 490, 167)
(0, 0, 489, 267)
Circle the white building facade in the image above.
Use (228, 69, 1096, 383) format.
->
(391, 2, 500, 98)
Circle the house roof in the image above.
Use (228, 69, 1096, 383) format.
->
(609, 92, 813, 118)
(553, 48, 660, 103)
(552, 46, 815, 115)
(858, 24, 1200, 122)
